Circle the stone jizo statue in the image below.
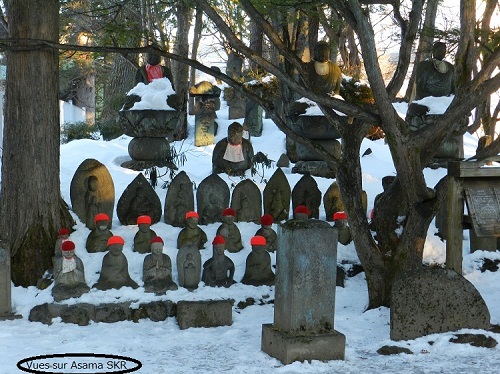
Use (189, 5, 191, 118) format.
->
(202, 235, 236, 288)
(143, 236, 178, 294)
(133, 215, 157, 254)
(333, 211, 352, 245)
(177, 211, 208, 250)
(307, 41, 342, 96)
(52, 241, 90, 302)
(85, 213, 113, 253)
(255, 214, 277, 252)
(135, 51, 175, 89)
(216, 208, 243, 253)
(54, 228, 70, 258)
(177, 243, 202, 291)
(241, 236, 275, 286)
(93, 236, 139, 290)
(212, 122, 254, 176)
(293, 205, 311, 221)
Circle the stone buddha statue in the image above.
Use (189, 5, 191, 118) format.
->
(202, 235, 236, 288)
(52, 240, 90, 302)
(133, 215, 157, 254)
(216, 208, 243, 253)
(93, 236, 139, 290)
(54, 228, 70, 259)
(143, 236, 178, 294)
(255, 214, 277, 252)
(135, 51, 175, 88)
(306, 41, 342, 96)
(212, 122, 254, 176)
(85, 213, 113, 253)
(177, 211, 208, 250)
(333, 211, 352, 245)
(293, 205, 311, 221)
(241, 236, 275, 286)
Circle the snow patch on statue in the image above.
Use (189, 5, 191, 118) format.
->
(125, 78, 176, 111)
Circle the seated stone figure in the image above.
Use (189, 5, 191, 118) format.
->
(177, 211, 208, 250)
(93, 236, 139, 290)
(216, 208, 243, 253)
(202, 235, 236, 288)
(293, 205, 311, 221)
(143, 236, 178, 294)
(241, 236, 275, 286)
(135, 51, 175, 88)
(133, 215, 157, 254)
(86, 213, 113, 253)
(255, 214, 277, 252)
(52, 241, 90, 302)
(333, 211, 352, 245)
(306, 41, 342, 96)
(54, 228, 70, 259)
(212, 122, 254, 176)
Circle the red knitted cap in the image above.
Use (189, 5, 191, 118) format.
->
(107, 236, 124, 246)
(61, 240, 75, 251)
(212, 235, 226, 245)
(222, 208, 236, 217)
(260, 214, 273, 226)
(185, 211, 199, 219)
(150, 236, 164, 244)
(294, 205, 310, 215)
(59, 228, 69, 236)
(333, 211, 347, 220)
(94, 213, 110, 223)
(137, 215, 152, 225)
(250, 236, 266, 246)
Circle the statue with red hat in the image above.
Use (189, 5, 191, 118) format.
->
(255, 214, 277, 252)
(85, 213, 113, 253)
(143, 236, 178, 294)
(177, 211, 208, 250)
(133, 215, 157, 254)
(52, 240, 90, 302)
(93, 236, 139, 290)
(241, 236, 275, 286)
(54, 228, 70, 259)
(202, 235, 236, 287)
(216, 208, 243, 253)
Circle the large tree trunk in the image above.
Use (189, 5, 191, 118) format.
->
(1, 0, 73, 287)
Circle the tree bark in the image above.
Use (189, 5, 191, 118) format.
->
(1, 0, 73, 286)
(188, 7, 203, 114)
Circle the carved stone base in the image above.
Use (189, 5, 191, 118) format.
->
(120, 159, 177, 171)
(261, 324, 345, 364)
(292, 161, 337, 179)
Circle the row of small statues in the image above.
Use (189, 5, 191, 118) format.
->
(52, 232, 275, 302)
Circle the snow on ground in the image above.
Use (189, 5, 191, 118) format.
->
(1, 94, 499, 374)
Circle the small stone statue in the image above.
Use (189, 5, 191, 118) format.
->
(85, 213, 113, 253)
(293, 205, 311, 220)
(135, 51, 175, 88)
(54, 228, 70, 258)
(255, 214, 277, 252)
(177, 243, 202, 290)
(216, 208, 243, 253)
(93, 236, 139, 290)
(133, 215, 157, 254)
(177, 211, 208, 250)
(333, 211, 352, 245)
(143, 236, 178, 294)
(306, 41, 342, 96)
(202, 235, 236, 288)
(52, 241, 90, 302)
(212, 122, 254, 176)
(241, 236, 275, 286)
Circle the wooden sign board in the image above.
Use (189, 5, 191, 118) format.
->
(464, 180, 500, 237)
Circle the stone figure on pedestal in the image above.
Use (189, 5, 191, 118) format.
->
(255, 214, 277, 252)
(93, 236, 139, 290)
(306, 41, 342, 96)
(177, 211, 208, 250)
(216, 208, 243, 253)
(86, 213, 113, 253)
(52, 241, 90, 302)
(202, 235, 236, 288)
(333, 211, 352, 245)
(241, 236, 275, 286)
(143, 236, 178, 294)
(135, 51, 175, 88)
(212, 122, 254, 176)
(133, 215, 157, 254)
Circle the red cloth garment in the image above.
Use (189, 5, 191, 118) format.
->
(145, 64, 163, 82)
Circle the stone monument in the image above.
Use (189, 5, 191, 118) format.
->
(177, 243, 202, 290)
(143, 236, 178, 294)
(93, 236, 139, 290)
(241, 236, 275, 286)
(291, 173, 322, 219)
(116, 173, 162, 225)
(85, 213, 113, 253)
(255, 214, 277, 252)
(52, 241, 90, 302)
(189, 81, 221, 146)
(230, 179, 262, 223)
(164, 171, 194, 227)
(225, 53, 246, 119)
(263, 168, 291, 222)
(70, 158, 115, 229)
(261, 219, 345, 364)
(196, 174, 230, 225)
(323, 181, 367, 221)
(212, 122, 254, 176)
(176, 211, 208, 250)
(133, 215, 157, 254)
(202, 235, 236, 288)
(216, 208, 244, 253)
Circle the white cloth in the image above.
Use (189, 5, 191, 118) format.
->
(223, 142, 245, 162)
(62, 257, 77, 274)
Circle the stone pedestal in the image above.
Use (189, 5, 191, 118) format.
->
(261, 220, 345, 363)
(176, 300, 232, 329)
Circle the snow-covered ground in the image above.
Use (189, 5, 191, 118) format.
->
(1, 93, 499, 374)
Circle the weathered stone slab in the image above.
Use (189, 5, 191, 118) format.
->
(116, 173, 162, 225)
(70, 158, 115, 229)
(164, 171, 195, 227)
(291, 174, 321, 219)
(287, 115, 341, 140)
(196, 174, 230, 225)
(231, 179, 262, 223)
(245, 99, 263, 137)
(262, 324, 345, 364)
(176, 300, 233, 330)
(263, 168, 291, 222)
(292, 161, 337, 179)
(390, 268, 491, 341)
(295, 139, 341, 161)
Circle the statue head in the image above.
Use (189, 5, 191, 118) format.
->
(294, 205, 310, 220)
(150, 236, 164, 255)
(212, 235, 226, 256)
(107, 236, 125, 256)
(314, 41, 331, 63)
(58, 228, 70, 240)
(61, 240, 76, 258)
(185, 211, 199, 228)
(222, 208, 236, 224)
(87, 175, 99, 191)
(250, 236, 266, 254)
(137, 215, 152, 233)
(227, 122, 244, 145)
(260, 214, 273, 228)
(94, 213, 110, 230)
(146, 52, 162, 66)
(432, 42, 447, 61)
